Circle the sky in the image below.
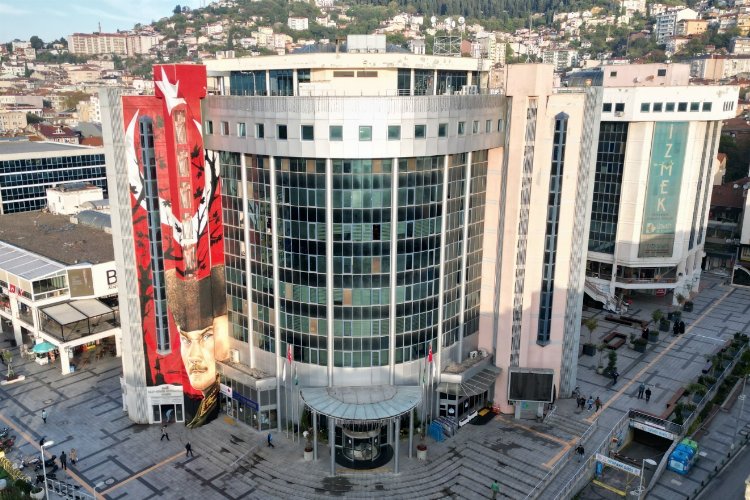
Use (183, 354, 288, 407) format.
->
(0, 0, 202, 43)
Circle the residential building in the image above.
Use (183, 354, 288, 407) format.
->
(408, 39, 426, 55)
(0, 211, 120, 375)
(46, 183, 104, 215)
(568, 64, 738, 309)
(730, 36, 750, 55)
(690, 55, 750, 80)
(287, 17, 309, 31)
(676, 18, 708, 36)
(620, 0, 647, 15)
(542, 48, 579, 71)
(655, 8, 699, 45)
(33, 124, 79, 144)
(0, 141, 107, 214)
(0, 109, 27, 132)
(126, 34, 161, 55)
(69, 33, 128, 56)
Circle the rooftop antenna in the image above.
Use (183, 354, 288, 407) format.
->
(526, 14, 532, 63)
(98, 22, 102, 34)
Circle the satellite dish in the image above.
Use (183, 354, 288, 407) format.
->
(451, 19, 457, 28)
(458, 16, 465, 25)
(430, 15, 437, 24)
(444, 17, 452, 27)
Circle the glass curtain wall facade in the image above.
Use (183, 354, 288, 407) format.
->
(219, 152, 489, 370)
(588, 122, 629, 254)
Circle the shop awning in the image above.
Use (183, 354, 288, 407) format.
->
(437, 365, 501, 398)
(300, 385, 422, 422)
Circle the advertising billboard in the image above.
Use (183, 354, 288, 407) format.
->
(639, 122, 688, 258)
(507, 368, 555, 402)
(122, 65, 227, 428)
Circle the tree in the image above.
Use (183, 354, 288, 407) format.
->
(26, 113, 44, 124)
(173, 4, 182, 15)
(29, 36, 44, 50)
(583, 318, 598, 345)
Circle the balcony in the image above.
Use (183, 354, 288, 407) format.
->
(613, 267, 679, 287)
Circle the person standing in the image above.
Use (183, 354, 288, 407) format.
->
(576, 444, 585, 462)
(594, 397, 602, 412)
(645, 387, 652, 402)
(490, 479, 500, 499)
(70, 448, 77, 466)
(267, 432, 275, 448)
(41, 409, 47, 424)
(586, 396, 594, 411)
(0, 349, 5, 366)
(612, 371, 619, 386)
(638, 382, 646, 399)
(160, 425, 169, 441)
(185, 442, 193, 457)
(59, 450, 67, 471)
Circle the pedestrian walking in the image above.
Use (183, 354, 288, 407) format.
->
(612, 371, 619, 386)
(185, 442, 193, 457)
(267, 432, 275, 448)
(60, 450, 67, 470)
(490, 479, 500, 499)
(586, 396, 594, 411)
(638, 382, 645, 399)
(0, 349, 5, 366)
(70, 448, 77, 466)
(41, 409, 47, 424)
(578, 396, 585, 410)
(160, 425, 169, 441)
(679, 321, 686, 334)
(594, 397, 602, 412)
(645, 387, 652, 402)
(576, 444, 585, 462)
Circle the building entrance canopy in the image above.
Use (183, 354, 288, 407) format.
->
(300, 385, 422, 422)
(437, 365, 501, 398)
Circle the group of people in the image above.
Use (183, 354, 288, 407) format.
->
(637, 382, 652, 401)
(576, 395, 603, 412)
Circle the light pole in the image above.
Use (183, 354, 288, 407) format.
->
(732, 375, 748, 449)
(636, 458, 657, 498)
(40, 439, 54, 500)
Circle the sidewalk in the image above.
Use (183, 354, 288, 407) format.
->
(539, 275, 750, 498)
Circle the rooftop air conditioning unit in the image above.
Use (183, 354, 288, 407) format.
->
(478, 349, 487, 357)
(230, 348, 240, 363)
(615, 111, 624, 117)
(469, 350, 478, 359)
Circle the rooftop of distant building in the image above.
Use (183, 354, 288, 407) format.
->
(0, 211, 114, 266)
(0, 140, 101, 157)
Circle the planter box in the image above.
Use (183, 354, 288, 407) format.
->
(582, 344, 597, 356)
(648, 331, 659, 343)
(659, 320, 670, 332)
(304, 449, 313, 461)
(634, 343, 647, 353)
(417, 446, 427, 461)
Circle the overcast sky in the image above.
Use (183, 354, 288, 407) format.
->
(0, 0, 202, 43)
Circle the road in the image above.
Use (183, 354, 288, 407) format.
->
(696, 443, 750, 500)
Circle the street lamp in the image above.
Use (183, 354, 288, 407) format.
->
(636, 458, 657, 498)
(40, 440, 54, 500)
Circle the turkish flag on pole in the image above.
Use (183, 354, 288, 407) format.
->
(287, 344, 293, 364)
(428, 345, 433, 363)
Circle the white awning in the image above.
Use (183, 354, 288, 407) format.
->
(301, 385, 422, 422)
(40, 299, 114, 326)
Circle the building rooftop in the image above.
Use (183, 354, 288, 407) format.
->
(711, 177, 750, 209)
(0, 211, 114, 266)
(0, 140, 94, 156)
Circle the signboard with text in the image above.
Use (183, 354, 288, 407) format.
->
(639, 122, 688, 258)
(595, 453, 641, 476)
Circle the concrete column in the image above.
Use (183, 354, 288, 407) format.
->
(409, 69, 415, 96)
(433, 69, 438, 95)
(329, 419, 335, 476)
(293, 69, 299, 96)
(114, 333, 122, 357)
(60, 346, 70, 375)
(389, 157, 398, 384)
(408, 408, 414, 458)
(269, 155, 282, 432)
(313, 410, 318, 460)
(239, 153, 255, 370)
(394, 417, 401, 473)
(9, 297, 21, 347)
(457, 151, 473, 361)
(326, 158, 334, 386)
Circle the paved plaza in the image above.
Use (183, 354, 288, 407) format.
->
(1, 274, 748, 499)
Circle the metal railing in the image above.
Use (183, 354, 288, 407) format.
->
(46, 477, 95, 499)
(524, 416, 599, 499)
(628, 410, 683, 436)
(551, 411, 631, 500)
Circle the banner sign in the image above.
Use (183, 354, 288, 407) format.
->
(232, 391, 260, 411)
(630, 420, 676, 440)
(595, 453, 641, 476)
(639, 122, 688, 258)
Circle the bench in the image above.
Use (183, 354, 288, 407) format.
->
(701, 361, 713, 374)
(605, 315, 632, 326)
(661, 387, 686, 419)
(602, 331, 628, 350)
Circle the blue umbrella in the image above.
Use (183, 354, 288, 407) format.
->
(31, 342, 56, 354)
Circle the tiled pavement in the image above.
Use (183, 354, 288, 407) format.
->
(1, 274, 747, 499)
